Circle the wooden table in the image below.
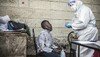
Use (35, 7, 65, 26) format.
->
(0, 31, 28, 57)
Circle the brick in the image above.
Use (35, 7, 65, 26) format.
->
(85, 4, 92, 9)
(29, 0, 67, 2)
(50, 10, 74, 19)
(24, 19, 42, 28)
(96, 20, 100, 29)
(94, 13, 100, 20)
(6, 7, 33, 19)
(23, 18, 73, 29)
(29, 9, 51, 19)
(59, 0, 67, 2)
(82, 0, 92, 4)
(29, 1, 51, 10)
(29, 9, 73, 19)
(29, 0, 49, 2)
(14, 19, 26, 24)
(19, 0, 29, 7)
(51, 28, 72, 37)
(0, 6, 7, 16)
(92, 5, 100, 13)
(92, 0, 100, 4)
(0, 0, 18, 7)
(50, 2, 67, 11)
(49, 0, 60, 2)
(49, 19, 68, 27)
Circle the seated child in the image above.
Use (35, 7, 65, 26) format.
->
(37, 20, 60, 57)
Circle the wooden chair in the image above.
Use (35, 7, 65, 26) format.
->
(32, 29, 45, 57)
(67, 31, 78, 57)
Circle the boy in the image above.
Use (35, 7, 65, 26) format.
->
(37, 20, 60, 57)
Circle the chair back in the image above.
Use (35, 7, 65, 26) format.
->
(32, 29, 38, 54)
(67, 31, 78, 57)
(67, 31, 78, 48)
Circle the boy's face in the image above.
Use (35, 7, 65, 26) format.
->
(42, 21, 52, 31)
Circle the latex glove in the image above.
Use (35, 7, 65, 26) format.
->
(65, 22, 72, 28)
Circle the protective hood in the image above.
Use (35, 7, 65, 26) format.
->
(68, 0, 83, 11)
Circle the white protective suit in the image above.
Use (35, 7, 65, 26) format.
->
(37, 29, 57, 53)
(72, 3, 98, 57)
(0, 15, 10, 31)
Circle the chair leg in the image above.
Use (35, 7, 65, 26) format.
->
(70, 49, 71, 57)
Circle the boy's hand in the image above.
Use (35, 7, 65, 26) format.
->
(53, 48, 62, 53)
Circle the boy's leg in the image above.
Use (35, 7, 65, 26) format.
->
(43, 51, 60, 57)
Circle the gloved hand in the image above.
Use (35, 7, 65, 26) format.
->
(65, 22, 72, 28)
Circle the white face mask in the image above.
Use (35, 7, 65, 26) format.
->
(70, 1, 83, 11)
(71, 3, 77, 11)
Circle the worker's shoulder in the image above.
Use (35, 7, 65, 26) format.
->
(81, 5, 92, 12)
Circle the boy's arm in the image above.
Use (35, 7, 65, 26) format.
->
(38, 33, 45, 51)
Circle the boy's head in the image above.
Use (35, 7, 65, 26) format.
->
(41, 20, 52, 31)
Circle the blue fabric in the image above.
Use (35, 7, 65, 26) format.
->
(7, 22, 13, 30)
(65, 22, 72, 28)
